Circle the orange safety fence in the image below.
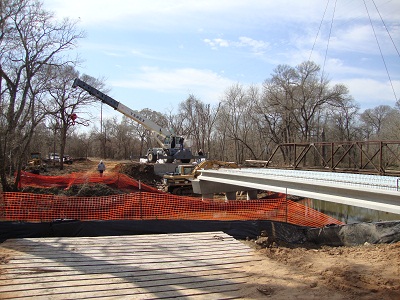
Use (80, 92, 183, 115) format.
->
(18, 171, 161, 193)
(0, 192, 344, 228)
(0, 170, 345, 228)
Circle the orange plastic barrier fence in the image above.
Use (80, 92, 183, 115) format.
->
(18, 171, 161, 193)
(0, 192, 343, 228)
(2, 170, 344, 228)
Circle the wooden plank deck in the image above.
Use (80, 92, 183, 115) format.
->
(0, 231, 258, 299)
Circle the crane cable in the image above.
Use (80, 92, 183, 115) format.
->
(311, 0, 398, 102)
(321, 0, 338, 82)
(308, 0, 330, 62)
(371, 0, 400, 58)
(366, 0, 399, 102)
(309, 0, 337, 84)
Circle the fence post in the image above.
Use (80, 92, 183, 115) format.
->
(139, 180, 143, 219)
(285, 187, 288, 223)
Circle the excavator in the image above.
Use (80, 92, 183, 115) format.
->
(72, 78, 194, 163)
(163, 160, 239, 195)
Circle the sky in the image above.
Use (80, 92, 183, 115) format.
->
(43, 0, 400, 121)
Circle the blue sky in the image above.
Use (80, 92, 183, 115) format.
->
(44, 0, 400, 120)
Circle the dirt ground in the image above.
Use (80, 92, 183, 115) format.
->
(238, 240, 400, 299)
(8, 158, 400, 299)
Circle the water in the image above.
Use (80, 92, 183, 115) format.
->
(233, 168, 400, 224)
(298, 198, 400, 224)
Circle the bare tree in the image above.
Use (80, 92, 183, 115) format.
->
(360, 105, 400, 139)
(259, 61, 354, 164)
(216, 83, 261, 163)
(103, 115, 138, 159)
(261, 64, 298, 145)
(177, 95, 220, 157)
(0, 0, 84, 190)
(327, 97, 360, 141)
(47, 70, 102, 168)
(125, 108, 169, 157)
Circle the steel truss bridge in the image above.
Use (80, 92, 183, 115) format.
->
(263, 140, 400, 176)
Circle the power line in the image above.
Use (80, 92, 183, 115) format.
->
(364, 0, 398, 101)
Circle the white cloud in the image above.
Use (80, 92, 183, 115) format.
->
(111, 67, 234, 103)
(314, 24, 400, 56)
(237, 37, 270, 55)
(204, 36, 269, 56)
(334, 78, 399, 108)
(203, 38, 230, 50)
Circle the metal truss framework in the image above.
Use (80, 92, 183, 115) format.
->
(265, 141, 400, 176)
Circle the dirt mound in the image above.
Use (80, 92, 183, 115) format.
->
(19, 160, 163, 196)
(21, 183, 122, 197)
(39, 159, 98, 176)
(118, 162, 162, 187)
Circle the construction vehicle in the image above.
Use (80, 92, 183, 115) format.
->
(47, 153, 73, 165)
(72, 78, 194, 163)
(26, 152, 47, 173)
(163, 160, 239, 195)
(163, 164, 196, 195)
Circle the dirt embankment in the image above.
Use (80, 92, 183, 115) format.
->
(239, 240, 400, 299)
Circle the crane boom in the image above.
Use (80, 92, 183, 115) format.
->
(72, 78, 171, 138)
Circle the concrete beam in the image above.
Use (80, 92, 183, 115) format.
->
(194, 170, 400, 215)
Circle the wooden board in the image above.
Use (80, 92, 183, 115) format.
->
(0, 232, 258, 299)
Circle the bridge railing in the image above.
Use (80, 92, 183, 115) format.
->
(264, 140, 400, 176)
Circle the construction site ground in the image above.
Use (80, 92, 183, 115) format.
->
(2, 158, 400, 299)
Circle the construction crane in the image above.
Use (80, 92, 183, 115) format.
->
(72, 78, 193, 163)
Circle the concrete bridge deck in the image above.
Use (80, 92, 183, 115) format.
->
(192, 168, 400, 215)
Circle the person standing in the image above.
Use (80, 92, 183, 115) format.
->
(97, 160, 106, 176)
(197, 149, 204, 163)
(179, 137, 184, 150)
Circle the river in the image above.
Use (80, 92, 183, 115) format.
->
(297, 198, 400, 224)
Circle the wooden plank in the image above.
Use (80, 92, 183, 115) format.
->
(2, 231, 234, 245)
(0, 231, 257, 299)
(1, 241, 252, 256)
(3, 246, 253, 261)
(2, 282, 245, 300)
(0, 273, 248, 297)
(0, 266, 245, 288)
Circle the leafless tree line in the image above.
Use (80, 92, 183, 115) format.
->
(1, 0, 399, 191)
(66, 62, 399, 164)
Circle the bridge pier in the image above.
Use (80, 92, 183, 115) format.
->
(247, 190, 258, 200)
(192, 179, 257, 201)
(225, 191, 236, 201)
